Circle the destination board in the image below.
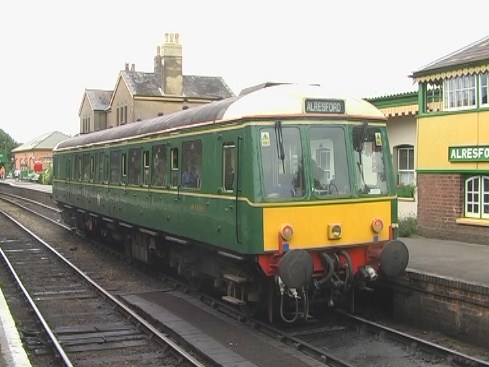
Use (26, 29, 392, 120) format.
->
(305, 99, 345, 114)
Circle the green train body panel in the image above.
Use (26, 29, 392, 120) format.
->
(53, 85, 398, 257)
(53, 125, 265, 254)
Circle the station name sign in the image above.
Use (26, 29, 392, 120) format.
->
(305, 99, 345, 114)
(449, 145, 489, 162)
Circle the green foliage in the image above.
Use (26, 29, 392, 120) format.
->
(39, 169, 53, 185)
(0, 129, 20, 171)
(396, 183, 416, 198)
(398, 213, 417, 237)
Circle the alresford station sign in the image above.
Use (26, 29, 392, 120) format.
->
(449, 145, 489, 162)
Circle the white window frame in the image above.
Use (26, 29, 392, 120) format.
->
(465, 176, 489, 219)
(480, 72, 488, 107)
(397, 146, 415, 185)
(444, 75, 476, 110)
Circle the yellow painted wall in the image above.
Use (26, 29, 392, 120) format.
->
(417, 110, 489, 170)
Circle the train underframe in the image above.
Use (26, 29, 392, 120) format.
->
(63, 207, 408, 323)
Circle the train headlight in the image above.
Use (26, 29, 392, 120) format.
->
(328, 223, 342, 239)
(371, 218, 384, 233)
(280, 224, 294, 241)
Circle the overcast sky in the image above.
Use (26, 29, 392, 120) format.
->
(1, 0, 487, 144)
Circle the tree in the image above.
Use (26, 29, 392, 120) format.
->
(0, 129, 20, 171)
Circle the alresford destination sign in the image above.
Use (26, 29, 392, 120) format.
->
(449, 145, 489, 162)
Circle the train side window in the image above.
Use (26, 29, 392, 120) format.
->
(103, 153, 109, 183)
(121, 153, 127, 179)
(223, 144, 236, 192)
(170, 147, 179, 188)
(90, 155, 95, 181)
(75, 155, 82, 181)
(82, 153, 90, 181)
(128, 148, 141, 185)
(66, 158, 71, 180)
(53, 157, 58, 178)
(95, 152, 103, 182)
(181, 140, 202, 189)
(143, 150, 150, 185)
(152, 144, 167, 187)
(110, 150, 121, 183)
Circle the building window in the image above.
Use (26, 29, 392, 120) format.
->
(397, 145, 415, 185)
(465, 176, 489, 219)
(444, 75, 476, 110)
(481, 72, 488, 106)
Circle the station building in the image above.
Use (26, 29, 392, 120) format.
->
(79, 33, 234, 134)
(367, 92, 418, 219)
(11, 131, 70, 174)
(410, 36, 489, 243)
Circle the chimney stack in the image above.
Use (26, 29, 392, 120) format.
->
(158, 32, 183, 96)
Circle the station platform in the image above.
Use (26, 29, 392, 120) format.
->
(0, 178, 52, 194)
(0, 179, 488, 365)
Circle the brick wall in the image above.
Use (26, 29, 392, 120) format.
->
(417, 173, 489, 244)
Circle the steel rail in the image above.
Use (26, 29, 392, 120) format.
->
(0, 207, 207, 367)
(338, 309, 489, 367)
(0, 210, 74, 366)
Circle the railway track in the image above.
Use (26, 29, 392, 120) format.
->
(191, 291, 489, 367)
(1, 190, 488, 366)
(0, 201, 209, 367)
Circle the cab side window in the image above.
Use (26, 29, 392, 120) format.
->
(223, 143, 236, 192)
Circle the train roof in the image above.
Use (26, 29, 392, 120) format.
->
(55, 84, 386, 150)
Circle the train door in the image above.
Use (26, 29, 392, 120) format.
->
(80, 153, 90, 208)
(73, 154, 83, 208)
(219, 139, 241, 247)
(177, 139, 203, 238)
(108, 149, 122, 218)
(149, 143, 171, 231)
(92, 150, 108, 217)
(160, 145, 182, 236)
(125, 146, 144, 224)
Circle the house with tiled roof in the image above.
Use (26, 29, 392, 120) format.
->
(80, 89, 112, 132)
(79, 33, 234, 134)
(409, 35, 489, 243)
(11, 131, 70, 172)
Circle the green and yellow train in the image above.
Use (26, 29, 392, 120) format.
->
(52, 84, 409, 322)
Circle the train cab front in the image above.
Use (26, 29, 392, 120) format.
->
(259, 222, 409, 323)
